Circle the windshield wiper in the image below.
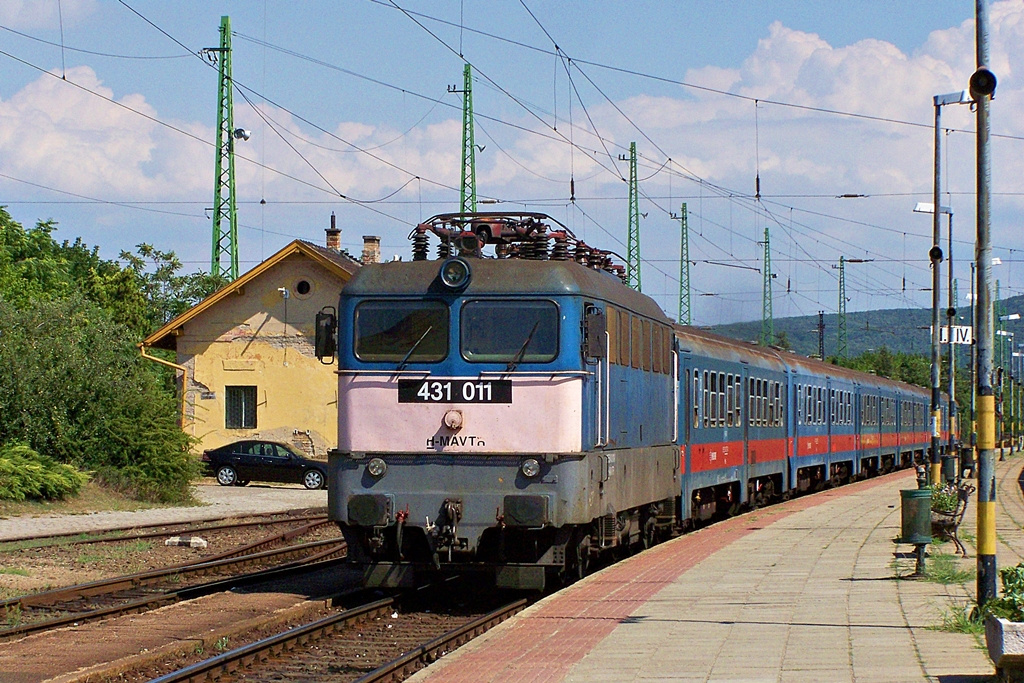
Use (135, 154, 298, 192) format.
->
(397, 325, 434, 371)
(505, 321, 540, 373)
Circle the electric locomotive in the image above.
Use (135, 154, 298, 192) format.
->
(318, 213, 677, 589)
(316, 211, 951, 591)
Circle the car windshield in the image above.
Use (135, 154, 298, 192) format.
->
(354, 300, 449, 362)
(461, 300, 559, 363)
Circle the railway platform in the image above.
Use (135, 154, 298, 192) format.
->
(411, 453, 1024, 683)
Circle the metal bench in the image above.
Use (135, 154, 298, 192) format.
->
(931, 483, 975, 557)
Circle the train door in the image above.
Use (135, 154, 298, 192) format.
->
(678, 350, 695, 517)
(741, 362, 750, 471)
(587, 303, 610, 448)
(788, 371, 801, 491)
(826, 378, 834, 463)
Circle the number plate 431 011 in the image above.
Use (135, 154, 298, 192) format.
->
(398, 379, 512, 404)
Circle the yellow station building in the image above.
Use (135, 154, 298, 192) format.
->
(141, 225, 376, 459)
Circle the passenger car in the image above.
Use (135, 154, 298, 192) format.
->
(201, 440, 327, 489)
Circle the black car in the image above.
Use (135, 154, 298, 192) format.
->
(201, 440, 327, 490)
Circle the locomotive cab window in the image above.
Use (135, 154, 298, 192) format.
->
(354, 300, 448, 362)
(461, 300, 559, 363)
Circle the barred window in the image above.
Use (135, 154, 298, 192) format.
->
(226, 385, 257, 429)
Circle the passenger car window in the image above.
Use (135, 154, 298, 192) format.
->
(461, 300, 558, 363)
(354, 300, 448, 362)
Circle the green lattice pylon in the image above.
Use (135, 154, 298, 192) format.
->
(210, 15, 238, 281)
(460, 63, 477, 214)
(761, 226, 773, 346)
(678, 203, 690, 325)
(626, 142, 641, 291)
(837, 255, 847, 358)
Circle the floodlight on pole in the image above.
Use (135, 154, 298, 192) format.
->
(921, 89, 973, 486)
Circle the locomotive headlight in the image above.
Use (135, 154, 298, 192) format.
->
(439, 257, 471, 290)
(367, 457, 387, 478)
(521, 458, 541, 478)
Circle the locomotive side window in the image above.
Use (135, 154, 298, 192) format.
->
(631, 316, 642, 369)
(693, 370, 701, 428)
(354, 300, 448, 362)
(702, 370, 710, 428)
(709, 372, 719, 425)
(652, 325, 662, 374)
(462, 300, 558, 363)
(726, 374, 734, 426)
(642, 320, 652, 371)
(718, 372, 726, 427)
(734, 376, 742, 425)
(619, 312, 631, 366)
(607, 307, 619, 363)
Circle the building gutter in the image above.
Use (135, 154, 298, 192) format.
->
(138, 343, 191, 432)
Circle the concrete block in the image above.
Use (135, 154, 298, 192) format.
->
(164, 535, 208, 548)
(987, 616, 1024, 678)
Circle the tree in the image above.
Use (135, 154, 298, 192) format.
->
(119, 243, 227, 332)
(0, 296, 197, 501)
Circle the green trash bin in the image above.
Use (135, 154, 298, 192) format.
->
(941, 455, 957, 483)
(900, 488, 932, 545)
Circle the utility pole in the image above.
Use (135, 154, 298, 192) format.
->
(209, 15, 239, 281)
(838, 256, 848, 358)
(818, 311, 825, 361)
(624, 142, 641, 291)
(457, 63, 477, 214)
(971, 0, 998, 609)
(951, 277, 959, 459)
(675, 203, 691, 325)
(761, 226, 773, 346)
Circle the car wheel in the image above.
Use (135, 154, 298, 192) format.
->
(303, 469, 325, 490)
(234, 480, 249, 487)
(216, 466, 238, 486)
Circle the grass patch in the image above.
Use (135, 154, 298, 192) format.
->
(0, 566, 29, 576)
(925, 552, 975, 584)
(0, 481, 186, 519)
(933, 601, 985, 634)
(76, 540, 153, 565)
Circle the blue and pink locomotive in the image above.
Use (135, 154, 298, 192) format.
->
(317, 212, 946, 589)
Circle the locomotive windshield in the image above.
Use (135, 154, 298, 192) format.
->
(461, 300, 559, 363)
(354, 300, 448, 362)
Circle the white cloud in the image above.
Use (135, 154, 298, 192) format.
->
(0, 66, 209, 198)
(0, 0, 97, 30)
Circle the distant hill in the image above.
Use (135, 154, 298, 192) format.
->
(708, 294, 1024, 360)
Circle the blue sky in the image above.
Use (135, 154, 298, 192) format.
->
(1, 1, 1021, 332)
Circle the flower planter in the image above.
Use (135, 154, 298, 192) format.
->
(986, 616, 1024, 681)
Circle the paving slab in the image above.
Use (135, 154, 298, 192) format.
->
(409, 455, 1024, 683)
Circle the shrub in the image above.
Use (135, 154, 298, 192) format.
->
(0, 444, 89, 501)
(0, 297, 198, 502)
(983, 563, 1024, 622)
(930, 484, 958, 513)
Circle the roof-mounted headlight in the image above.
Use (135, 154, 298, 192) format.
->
(439, 257, 471, 291)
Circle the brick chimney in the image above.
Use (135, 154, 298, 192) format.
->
(325, 212, 341, 251)
(362, 236, 381, 264)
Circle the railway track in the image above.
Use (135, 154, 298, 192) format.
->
(143, 585, 527, 683)
(0, 509, 328, 550)
(0, 520, 345, 641)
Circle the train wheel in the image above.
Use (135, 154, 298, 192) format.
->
(642, 517, 657, 550)
(575, 537, 591, 580)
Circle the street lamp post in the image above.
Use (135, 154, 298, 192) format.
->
(919, 90, 970, 485)
(998, 315, 1019, 456)
(970, 0, 999, 606)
